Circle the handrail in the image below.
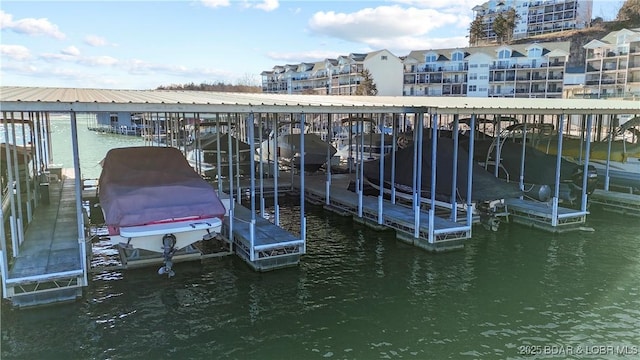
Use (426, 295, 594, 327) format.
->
(4, 269, 84, 285)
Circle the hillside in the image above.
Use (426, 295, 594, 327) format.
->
(510, 20, 639, 68)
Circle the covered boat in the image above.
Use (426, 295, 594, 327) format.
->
(258, 121, 337, 172)
(332, 117, 395, 164)
(363, 134, 523, 204)
(363, 132, 522, 230)
(98, 146, 226, 276)
(186, 132, 253, 178)
(462, 123, 599, 203)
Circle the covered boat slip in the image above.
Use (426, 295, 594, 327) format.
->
(98, 146, 226, 258)
(1, 86, 639, 308)
(300, 174, 470, 251)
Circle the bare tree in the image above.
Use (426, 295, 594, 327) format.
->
(236, 73, 260, 87)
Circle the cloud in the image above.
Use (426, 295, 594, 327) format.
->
(79, 56, 119, 67)
(265, 50, 345, 63)
(0, 44, 31, 61)
(38, 47, 118, 68)
(310, 5, 463, 39)
(253, 0, 279, 12)
(84, 35, 108, 47)
(201, 0, 231, 8)
(0, 10, 65, 39)
(307, 5, 470, 54)
(392, 0, 479, 11)
(120, 58, 230, 80)
(61, 46, 80, 56)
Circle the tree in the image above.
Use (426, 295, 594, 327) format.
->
(616, 0, 640, 25)
(492, 15, 508, 43)
(469, 15, 485, 46)
(503, 8, 518, 42)
(355, 69, 378, 96)
(236, 73, 260, 87)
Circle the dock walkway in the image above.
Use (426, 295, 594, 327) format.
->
(299, 174, 471, 252)
(505, 198, 588, 233)
(224, 203, 304, 271)
(4, 175, 86, 307)
(589, 189, 640, 217)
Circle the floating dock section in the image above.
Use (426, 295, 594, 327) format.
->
(2, 174, 88, 308)
(300, 175, 471, 252)
(223, 204, 304, 271)
(505, 198, 588, 233)
(589, 189, 640, 217)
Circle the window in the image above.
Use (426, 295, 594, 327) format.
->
(468, 85, 477, 91)
(498, 49, 511, 59)
(469, 73, 478, 80)
(452, 52, 464, 61)
(528, 47, 542, 57)
(617, 33, 627, 45)
(470, 64, 478, 68)
(480, 64, 489, 67)
(381, 55, 388, 60)
(426, 54, 437, 62)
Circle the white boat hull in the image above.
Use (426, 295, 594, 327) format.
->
(109, 217, 223, 253)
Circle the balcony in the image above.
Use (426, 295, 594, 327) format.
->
(547, 61, 565, 68)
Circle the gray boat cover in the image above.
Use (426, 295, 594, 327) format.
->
(99, 147, 225, 232)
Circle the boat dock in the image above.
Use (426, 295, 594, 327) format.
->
(2, 87, 638, 309)
(504, 198, 589, 233)
(2, 172, 87, 308)
(223, 203, 304, 271)
(589, 189, 640, 217)
(299, 174, 472, 252)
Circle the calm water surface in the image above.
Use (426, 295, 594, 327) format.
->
(2, 117, 639, 359)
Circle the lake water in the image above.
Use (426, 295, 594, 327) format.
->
(2, 117, 639, 359)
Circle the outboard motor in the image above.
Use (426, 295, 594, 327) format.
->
(571, 164, 599, 196)
(158, 234, 177, 277)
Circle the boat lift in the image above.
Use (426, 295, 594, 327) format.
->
(313, 110, 474, 252)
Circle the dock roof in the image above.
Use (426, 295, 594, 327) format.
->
(1, 86, 638, 115)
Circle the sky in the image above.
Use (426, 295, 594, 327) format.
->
(0, 0, 624, 90)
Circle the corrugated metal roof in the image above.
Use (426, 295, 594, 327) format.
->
(1, 86, 638, 115)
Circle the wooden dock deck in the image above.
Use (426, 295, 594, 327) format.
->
(299, 174, 471, 252)
(4, 174, 86, 308)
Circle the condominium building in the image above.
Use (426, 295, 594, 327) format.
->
(403, 41, 570, 98)
(471, 0, 592, 42)
(583, 28, 640, 99)
(261, 50, 403, 96)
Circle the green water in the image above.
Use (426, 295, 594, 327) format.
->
(2, 118, 639, 359)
